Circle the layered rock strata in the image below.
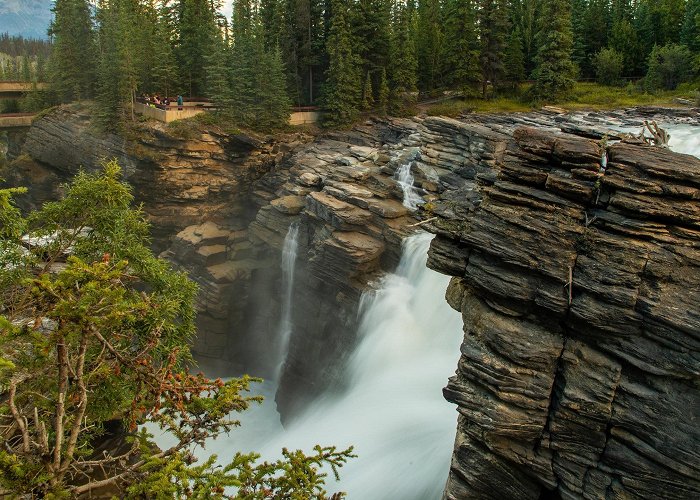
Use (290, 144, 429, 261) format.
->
(426, 122, 700, 499)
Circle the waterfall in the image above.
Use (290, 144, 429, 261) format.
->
(394, 162, 424, 210)
(193, 232, 463, 499)
(275, 222, 299, 381)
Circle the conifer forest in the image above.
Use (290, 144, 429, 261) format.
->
(2, 0, 699, 129)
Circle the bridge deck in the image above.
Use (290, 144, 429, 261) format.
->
(0, 113, 35, 129)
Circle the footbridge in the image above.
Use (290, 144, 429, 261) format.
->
(0, 81, 47, 129)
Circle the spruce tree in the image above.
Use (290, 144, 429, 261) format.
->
(415, 0, 443, 91)
(353, 0, 392, 103)
(479, 0, 509, 97)
(322, 0, 361, 127)
(530, 0, 575, 102)
(441, 0, 480, 97)
(504, 27, 526, 91)
(378, 67, 389, 114)
(389, 1, 418, 115)
(176, 0, 219, 97)
(363, 71, 375, 110)
(48, 0, 97, 102)
(681, 0, 700, 52)
(609, 18, 641, 76)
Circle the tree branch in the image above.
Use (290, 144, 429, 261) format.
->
(8, 381, 30, 453)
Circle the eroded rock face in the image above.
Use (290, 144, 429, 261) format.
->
(427, 121, 700, 499)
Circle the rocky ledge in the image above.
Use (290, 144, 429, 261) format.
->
(426, 118, 699, 499)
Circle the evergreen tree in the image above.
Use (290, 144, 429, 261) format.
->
(479, 0, 509, 97)
(504, 27, 526, 90)
(378, 67, 389, 114)
(441, 0, 480, 96)
(322, 0, 362, 126)
(645, 43, 694, 90)
(389, 1, 419, 115)
(530, 0, 575, 101)
(570, 0, 588, 73)
(48, 0, 97, 102)
(204, 35, 234, 114)
(510, 0, 539, 76)
(353, 0, 392, 103)
(415, 0, 443, 91)
(609, 18, 641, 76)
(363, 71, 375, 110)
(681, 0, 700, 52)
(580, 0, 610, 77)
(176, 0, 219, 96)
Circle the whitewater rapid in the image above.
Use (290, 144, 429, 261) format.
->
(197, 232, 463, 499)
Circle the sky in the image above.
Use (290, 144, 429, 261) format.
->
(0, 1, 235, 40)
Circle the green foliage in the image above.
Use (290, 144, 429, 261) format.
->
(322, 0, 362, 127)
(416, 0, 443, 92)
(681, 0, 700, 52)
(479, 0, 509, 96)
(48, 0, 97, 102)
(645, 43, 694, 90)
(504, 27, 526, 90)
(440, 0, 480, 96)
(176, 0, 220, 97)
(362, 71, 375, 110)
(0, 162, 353, 497)
(530, 0, 576, 102)
(594, 48, 624, 86)
(388, 1, 418, 115)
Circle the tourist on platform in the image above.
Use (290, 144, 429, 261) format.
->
(177, 95, 183, 110)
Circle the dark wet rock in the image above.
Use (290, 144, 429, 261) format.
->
(428, 122, 700, 500)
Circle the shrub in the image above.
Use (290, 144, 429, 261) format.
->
(594, 48, 624, 86)
(645, 44, 694, 91)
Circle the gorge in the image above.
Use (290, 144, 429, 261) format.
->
(2, 104, 699, 499)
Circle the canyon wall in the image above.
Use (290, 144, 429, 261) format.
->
(424, 114, 700, 499)
(5, 104, 699, 498)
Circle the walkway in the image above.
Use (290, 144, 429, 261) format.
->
(0, 112, 34, 129)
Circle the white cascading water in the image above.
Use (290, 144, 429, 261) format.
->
(274, 221, 299, 381)
(395, 162, 424, 210)
(663, 123, 700, 157)
(197, 232, 463, 499)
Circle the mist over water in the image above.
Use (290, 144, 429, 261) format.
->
(197, 232, 463, 499)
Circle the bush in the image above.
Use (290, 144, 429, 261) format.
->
(594, 48, 624, 86)
(645, 44, 694, 91)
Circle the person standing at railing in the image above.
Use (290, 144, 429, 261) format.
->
(177, 95, 183, 110)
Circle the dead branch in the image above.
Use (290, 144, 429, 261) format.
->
(407, 216, 438, 227)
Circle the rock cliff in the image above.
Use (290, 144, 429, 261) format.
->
(424, 113, 700, 499)
(5, 104, 699, 498)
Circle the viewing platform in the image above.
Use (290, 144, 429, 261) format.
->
(135, 97, 321, 125)
(0, 112, 35, 129)
(0, 81, 48, 99)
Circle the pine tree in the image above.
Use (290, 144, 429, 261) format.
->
(441, 0, 480, 97)
(176, 0, 219, 97)
(363, 71, 375, 110)
(322, 0, 361, 126)
(48, 0, 97, 102)
(416, 0, 443, 91)
(681, 0, 700, 52)
(353, 0, 392, 104)
(205, 36, 234, 115)
(580, 0, 610, 77)
(510, 0, 539, 76)
(530, 0, 575, 102)
(479, 0, 509, 97)
(389, 1, 418, 115)
(609, 18, 641, 76)
(378, 67, 389, 114)
(225, 0, 291, 129)
(504, 27, 526, 90)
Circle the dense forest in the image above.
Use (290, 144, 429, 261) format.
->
(16, 0, 700, 127)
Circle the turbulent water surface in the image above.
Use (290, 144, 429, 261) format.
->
(184, 232, 463, 499)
